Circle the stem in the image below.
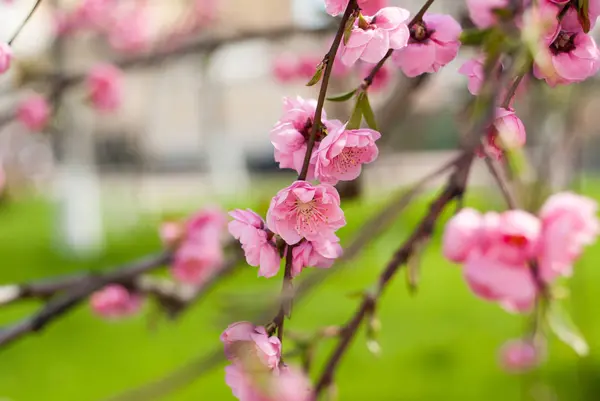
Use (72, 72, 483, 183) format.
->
(363, 0, 437, 88)
(483, 154, 519, 209)
(298, 0, 358, 181)
(275, 246, 294, 344)
(8, 0, 44, 46)
(501, 74, 525, 109)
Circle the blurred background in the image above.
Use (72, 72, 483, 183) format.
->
(0, 0, 599, 400)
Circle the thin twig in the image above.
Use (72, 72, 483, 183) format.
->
(8, 0, 44, 46)
(483, 154, 519, 209)
(501, 74, 525, 109)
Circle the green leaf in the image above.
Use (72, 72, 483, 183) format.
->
(547, 301, 590, 356)
(491, 7, 512, 19)
(360, 93, 378, 130)
(306, 62, 325, 87)
(460, 28, 492, 46)
(327, 89, 357, 102)
(578, 0, 591, 32)
(343, 10, 358, 45)
(347, 93, 364, 129)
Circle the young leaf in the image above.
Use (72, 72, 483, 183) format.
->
(343, 10, 358, 45)
(347, 93, 364, 129)
(327, 89, 357, 102)
(306, 62, 325, 87)
(547, 301, 590, 356)
(360, 93, 378, 130)
(578, 0, 591, 32)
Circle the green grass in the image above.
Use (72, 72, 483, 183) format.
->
(0, 187, 599, 401)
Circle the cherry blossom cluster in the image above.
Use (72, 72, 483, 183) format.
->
(220, 322, 312, 401)
(443, 192, 598, 370)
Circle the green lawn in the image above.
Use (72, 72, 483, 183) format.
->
(0, 185, 599, 401)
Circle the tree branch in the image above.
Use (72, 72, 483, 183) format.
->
(8, 0, 44, 46)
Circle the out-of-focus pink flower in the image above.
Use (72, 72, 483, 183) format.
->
(221, 322, 282, 371)
(74, 0, 115, 30)
(186, 207, 227, 241)
(538, 192, 599, 280)
(360, 62, 392, 91)
(443, 208, 483, 264)
(225, 364, 312, 401)
(90, 284, 143, 319)
(393, 13, 462, 77)
(194, 0, 218, 23)
(489, 210, 541, 265)
(340, 7, 410, 66)
(464, 250, 537, 312)
(16, 95, 50, 132)
(0, 165, 6, 196)
(272, 54, 298, 83)
(267, 181, 345, 246)
(229, 209, 281, 278)
(0, 43, 13, 74)
(159, 221, 183, 247)
(291, 239, 342, 277)
(87, 63, 124, 112)
(325, 0, 387, 16)
(534, 31, 600, 86)
(481, 108, 527, 160)
(540, 0, 600, 33)
(108, 7, 150, 54)
(499, 339, 540, 373)
(458, 56, 486, 95)
(270, 97, 341, 179)
(313, 124, 381, 185)
(466, 0, 509, 28)
(296, 54, 322, 80)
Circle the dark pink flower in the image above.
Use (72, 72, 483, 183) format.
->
(267, 181, 345, 245)
(499, 339, 541, 373)
(393, 13, 462, 77)
(90, 284, 143, 319)
(87, 63, 124, 112)
(272, 54, 298, 83)
(16, 95, 50, 132)
(0, 43, 13, 74)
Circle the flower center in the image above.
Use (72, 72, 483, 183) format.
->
(358, 14, 376, 30)
(300, 118, 326, 141)
(550, 31, 576, 54)
(294, 199, 327, 234)
(410, 21, 431, 42)
(333, 147, 365, 173)
(502, 234, 528, 248)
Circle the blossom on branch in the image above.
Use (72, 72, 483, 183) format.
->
(229, 209, 282, 278)
(16, 95, 50, 132)
(480, 108, 527, 160)
(499, 339, 541, 373)
(291, 238, 343, 277)
(340, 7, 410, 66)
(87, 63, 124, 112)
(393, 13, 462, 77)
(221, 322, 282, 371)
(90, 284, 143, 319)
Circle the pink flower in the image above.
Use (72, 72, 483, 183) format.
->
(466, 0, 509, 28)
(225, 364, 312, 401)
(538, 192, 598, 280)
(270, 97, 341, 179)
(108, 7, 150, 54)
(267, 181, 345, 245)
(16, 95, 50, 132)
(458, 56, 486, 95)
(340, 7, 410, 66)
(272, 54, 298, 83)
(313, 124, 381, 185)
(291, 239, 342, 277)
(464, 249, 537, 312)
(540, 0, 600, 32)
(296, 54, 322, 80)
(499, 339, 540, 373)
(481, 108, 527, 160)
(229, 209, 282, 278)
(487, 210, 541, 265)
(186, 207, 227, 240)
(221, 322, 282, 371)
(534, 31, 600, 86)
(159, 221, 183, 247)
(325, 0, 387, 17)
(0, 43, 13, 74)
(442, 208, 483, 264)
(87, 63, 124, 112)
(392, 13, 462, 77)
(90, 284, 143, 319)
(359, 62, 392, 91)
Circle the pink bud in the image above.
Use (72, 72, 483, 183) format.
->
(16, 95, 50, 132)
(90, 284, 143, 319)
(442, 208, 483, 264)
(499, 339, 540, 373)
(87, 64, 124, 112)
(0, 43, 13, 74)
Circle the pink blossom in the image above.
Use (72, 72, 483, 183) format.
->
(340, 7, 410, 66)
(499, 339, 540, 373)
(90, 284, 143, 318)
(185, 207, 227, 241)
(291, 239, 343, 277)
(272, 54, 298, 83)
(225, 364, 312, 401)
(442, 208, 483, 264)
(325, 0, 387, 17)
(159, 221, 183, 247)
(296, 54, 322, 80)
(87, 64, 124, 112)
(540, 0, 600, 32)
(538, 192, 599, 280)
(481, 108, 527, 160)
(464, 250, 537, 312)
(108, 7, 150, 54)
(221, 322, 281, 371)
(313, 124, 381, 185)
(16, 95, 50, 132)
(360, 62, 392, 91)
(393, 13, 462, 77)
(534, 31, 600, 86)
(270, 97, 341, 179)
(466, 0, 509, 28)
(487, 210, 541, 265)
(458, 56, 486, 95)
(267, 181, 345, 245)
(0, 43, 12, 74)
(229, 209, 282, 278)
(74, 0, 115, 30)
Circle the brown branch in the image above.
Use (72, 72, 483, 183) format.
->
(483, 153, 519, 209)
(8, 0, 43, 46)
(313, 153, 473, 395)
